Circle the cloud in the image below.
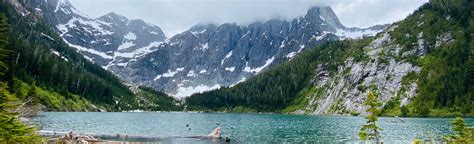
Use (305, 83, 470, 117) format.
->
(69, 0, 428, 37)
(331, 0, 428, 27)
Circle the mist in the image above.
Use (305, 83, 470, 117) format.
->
(69, 0, 428, 37)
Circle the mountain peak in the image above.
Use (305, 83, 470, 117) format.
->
(98, 12, 129, 23)
(305, 6, 344, 29)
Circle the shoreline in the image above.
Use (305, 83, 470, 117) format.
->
(33, 111, 474, 118)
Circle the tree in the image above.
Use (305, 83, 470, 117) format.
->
(0, 13, 8, 76)
(400, 106, 410, 117)
(0, 13, 41, 143)
(0, 83, 41, 142)
(444, 117, 473, 143)
(359, 90, 383, 143)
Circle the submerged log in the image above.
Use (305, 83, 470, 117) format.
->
(394, 116, 406, 122)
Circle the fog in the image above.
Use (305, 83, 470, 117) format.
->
(70, 0, 428, 37)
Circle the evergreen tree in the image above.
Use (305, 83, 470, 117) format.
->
(0, 83, 41, 142)
(444, 117, 473, 143)
(359, 90, 383, 143)
(0, 13, 41, 143)
(0, 13, 8, 76)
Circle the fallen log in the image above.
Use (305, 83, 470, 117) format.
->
(39, 127, 228, 142)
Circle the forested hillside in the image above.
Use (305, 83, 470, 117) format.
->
(0, 1, 181, 112)
(185, 35, 373, 112)
(186, 0, 474, 117)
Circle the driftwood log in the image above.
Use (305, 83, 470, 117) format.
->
(40, 128, 227, 143)
(42, 131, 111, 143)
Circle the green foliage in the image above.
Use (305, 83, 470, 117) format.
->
(350, 111, 360, 116)
(412, 139, 423, 144)
(0, 1, 133, 110)
(415, 12, 472, 116)
(0, 83, 42, 142)
(231, 106, 256, 113)
(0, 1, 179, 112)
(0, 14, 41, 142)
(388, 0, 474, 117)
(444, 117, 473, 143)
(0, 13, 8, 77)
(184, 0, 474, 117)
(401, 106, 410, 117)
(35, 86, 95, 111)
(185, 38, 373, 112)
(359, 90, 383, 143)
(381, 95, 402, 116)
(281, 86, 315, 113)
(133, 86, 182, 111)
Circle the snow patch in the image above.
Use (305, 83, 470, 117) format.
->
(51, 50, 68, 62)
(131, 42, 163, 56)
(124, 32, 137, 40)
(187, 71, 196, 77)
(201, 43, 209, 50)
(117, 41, 135, 51)
(230, 77, 247, 87)
(40, 33, 54, 41)
(191, 29, 207, 36)
(114, 41, 162, 58)
(243, 56, 275, 74)
(62, 38, 113, 60)
(319, 15, 326, 21)
(174, 84, 221, 97)
(163, 68, 183, 77)
(153, 75, 162, 81)
(155, 68, 185, 80)
(286, 52, 297, 58)
(299, 44, 305, 51)
(335, 28, 379, 39)
(279, 40, 286, 48)
(225, 67, 235, 72)
(56, 17, 114, 37)
(54, 0, 65, 13)
(310, 31, 331, 42)
(220, 51, 233, 65)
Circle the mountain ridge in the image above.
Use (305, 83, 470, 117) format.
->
(185, 0, 474, 117)
(0, 0, 181, 112)
(26, 0, 387, 97)
(106, 6, 387, 97)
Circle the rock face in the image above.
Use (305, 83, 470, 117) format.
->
(28, 0, 167, 67)
(303, 25, 426, 115)
(29, 0, 386, 97)
(107, 7, 386, 97)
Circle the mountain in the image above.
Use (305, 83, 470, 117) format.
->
(106, 7, 386, 97)
(25, 0, 167, 67)
(0, 0, 180, 112)
(23, 0, 386, 97)
(185, 0, 474, 117)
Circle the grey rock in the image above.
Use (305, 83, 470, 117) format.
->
(108, 7, 386, 97)
(27, 0, 386, 97)
(303, 27, 422, 115)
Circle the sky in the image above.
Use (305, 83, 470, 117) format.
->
(69, 0, 428, 37)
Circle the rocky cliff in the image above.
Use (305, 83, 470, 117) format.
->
(108, 7, 385, 97)
(26, 0, 386, 97)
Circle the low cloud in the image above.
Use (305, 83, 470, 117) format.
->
(70, 0, 428, 37)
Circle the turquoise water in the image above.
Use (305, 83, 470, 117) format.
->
(32, 112, 472, 143)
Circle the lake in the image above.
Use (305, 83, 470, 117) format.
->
(31, 112, 472, 143)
